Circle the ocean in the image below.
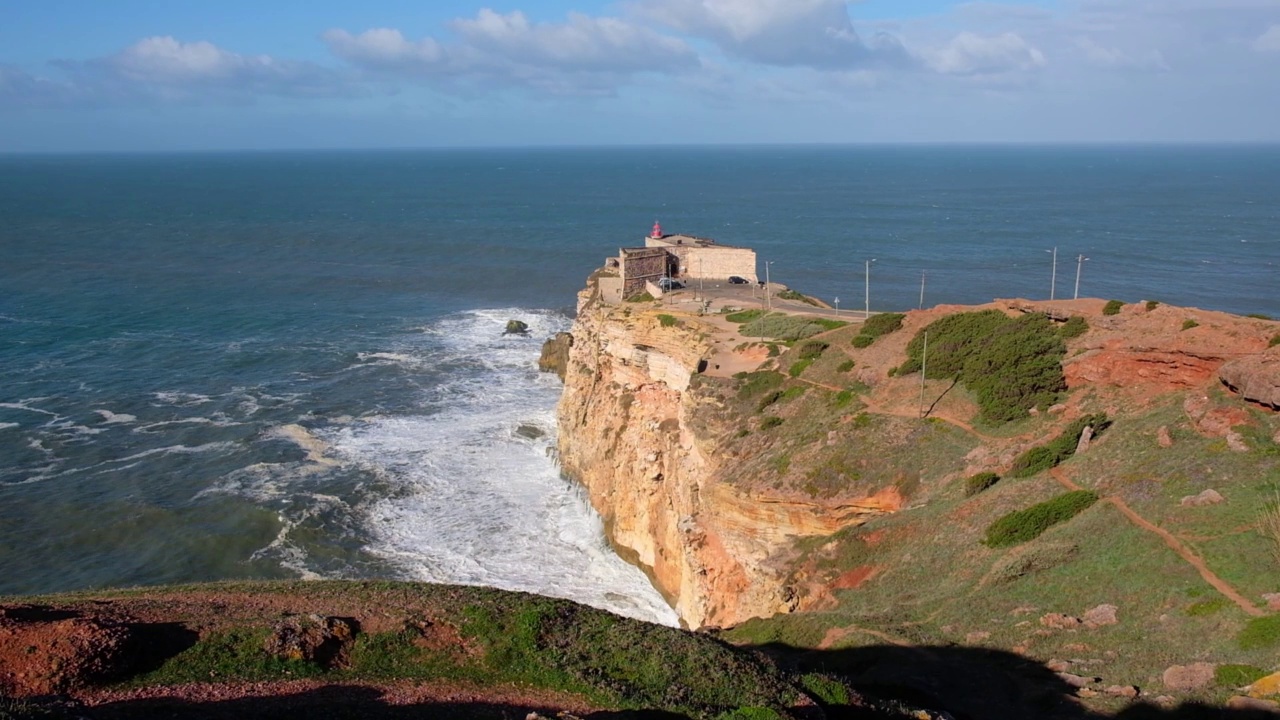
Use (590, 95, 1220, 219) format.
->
(1, 145, 1277, 624)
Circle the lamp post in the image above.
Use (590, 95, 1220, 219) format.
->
(1045, 247, 1058, 300)
(765, 261, 774, 310)
(834, 297, 840, 316)
(864, 259, 876, 320)
(1074, 254, 1089, 300)
(919, 270, 926, 310)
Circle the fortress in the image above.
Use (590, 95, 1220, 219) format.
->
(601, 222, 758, 301)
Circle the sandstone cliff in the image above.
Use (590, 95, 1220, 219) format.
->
(554, 279, 899, 629)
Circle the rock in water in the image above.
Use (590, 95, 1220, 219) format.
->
(505, 319, 530, 335)
(539, 332, 573, 380)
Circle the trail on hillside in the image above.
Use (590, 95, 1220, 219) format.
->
(1049, 467, 1264, 617)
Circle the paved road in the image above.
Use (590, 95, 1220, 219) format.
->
(658, 281, 873, 321)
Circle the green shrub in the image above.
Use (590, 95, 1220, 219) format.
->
(781, 386, 806, 402)
(1239, 614, 1280, 650)
(788, 359, 814, 378)
(1216, 664, 1267, 688)
(735, 428, 750, 439)
(1058, 316, 1088, 339)
(798, 341, 829, 360)
(658, 314, 678, 327)
(812, 319, 849, 331)
(851, 335, 874, 349)
(836, 359, 855, 373)
(757, 390, 785, 413)
(832, 389, 855, 408)
(861, 313, 905, 338)
(984, 491, 1099, 547)
(726, 309, 766, 324)
(741, 313, 831, 341)
(799, 673, 851, 706)
(1181, 319, 1199, 331)
(1186, 598, 1230, 616)
(715, 709, 784, 720)
(1009, 413, 1111, 478)
(627, 292, 655, 303)
(1247, 313, 1273, 320)
(965, 472, 1001, 497)
(760, 416, 784, 430)
(1102, 300, 1124, 315)
(988, 543, 1079, 583)
(767, 344, 781, 357)
(1145, 300, 1160, 311)
(898, 311, 1068, 424)
(776, 289, 820, 306)
(737, 371, 784, 399)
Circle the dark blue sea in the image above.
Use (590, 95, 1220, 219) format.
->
(1, 145, 1277, 621)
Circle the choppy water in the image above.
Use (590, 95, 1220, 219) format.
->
(1, 145, 1277, 624)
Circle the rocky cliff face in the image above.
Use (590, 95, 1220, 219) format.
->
(553, 281, 891, 629)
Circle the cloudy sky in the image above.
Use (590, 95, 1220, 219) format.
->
(2, 0, 1278, 151)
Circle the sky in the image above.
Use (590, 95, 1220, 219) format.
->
(1, 0, 1278, 151)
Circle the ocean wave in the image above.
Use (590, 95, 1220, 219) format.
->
(0, 423, 18, 431)
(153, 391, 214, 407)
(94, 410, 137, 425)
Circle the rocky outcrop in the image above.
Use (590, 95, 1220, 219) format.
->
(538, 332, 574, 380)
(1219, 350, 1280, 409)
(554, 280, 893, 629)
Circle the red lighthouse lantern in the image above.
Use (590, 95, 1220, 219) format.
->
(651, 220, 663, 239)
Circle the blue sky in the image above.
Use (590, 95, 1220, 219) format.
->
(1, 0, 1276, 151)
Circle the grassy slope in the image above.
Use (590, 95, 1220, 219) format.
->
(713, 311, 1280, 711)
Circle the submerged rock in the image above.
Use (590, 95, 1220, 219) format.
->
(505, 319, 530, 335)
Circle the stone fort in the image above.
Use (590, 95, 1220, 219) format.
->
(602, 222, 758, 301)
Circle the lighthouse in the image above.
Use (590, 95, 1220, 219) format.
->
(651, 220, 664, 239)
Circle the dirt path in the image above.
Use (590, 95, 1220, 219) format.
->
(1049, 467, 1265, 617)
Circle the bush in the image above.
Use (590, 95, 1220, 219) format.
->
(851, 335, 874, 349)
(1181, 319, 1199, 331)
(776, 289, 820, 306)
(797, 341, 829, 360)
(832, 390, 855, 408)
(799, 673, 851, 706)
(861, 313, 905, 339)
(726, 309, 766, 324)
(965, 472, 1001, 497)
(1102, 300, 1124, 315)
(741, 313, 831, 341)
(627, 292, 655, 303)
(737, 371, 784, 399)
(898, 311, 1068, 424)
(988, 543, 1079, 584)
(658, 314, 678, 327)
(1270, 333, 1280, 348)
(984, 491, 1099, 547)
(1009, 413, 1111, 478)
(1186, 597, 1230, 617)
(1216, 664, 1267, 688)
(1146, 300, 1160, 311)
(757, 390, 784, 413)
(788, 359, 814, 378)
(836, 359, 855, 373)
(1247, 313, 1273, 320)
(1058, 316, 1088, 339)
(760, 416, 784, 430)
(1238, 614, 1280, 650)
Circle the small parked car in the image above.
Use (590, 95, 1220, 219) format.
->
(728, 276, 749, 284)
(657, 277, 684, 291)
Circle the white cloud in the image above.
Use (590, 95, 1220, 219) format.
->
(633, 0, 910, 69)
(924, 32, 1047, 75)
(325, 10, 698, 95)
(1256, 24, 1280, 52)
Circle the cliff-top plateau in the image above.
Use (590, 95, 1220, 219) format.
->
(5, 270, 1280, 720)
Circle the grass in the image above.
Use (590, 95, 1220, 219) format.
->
(1238, 615, 1280, 650)
(1186, 597, 1231, 616)
(983, 490, 1099, 547)
(658, 314, 679, 327)
(1182, 319, 1199, 331)
(1146, 300, 1160, 311)
(627, 292, 655, 303)
(736, 371, 784, 400)
(1009, 413, 1111, 478)
(725, 309, 766, 324)
(1247, 313, 1273, 320)
(1271, 333, 1280, 348)
(1216, 664, 1268, 688)
(760, 416, 784, 430)
(776, 289, 820, 307)
(740, 313, 837, 341)
(1103, 300, 1124, 315)
(1257, 490, 1280, 565)
(788, 359, 814, 378)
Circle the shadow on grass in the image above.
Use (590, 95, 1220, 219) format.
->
(752, 642, 1280, 720)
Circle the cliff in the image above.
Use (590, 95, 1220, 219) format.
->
(555, 278, 905, 629)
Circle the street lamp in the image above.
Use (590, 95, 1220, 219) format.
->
(834, 297, 840, 316)
(1045, 247, 1058, 300)
(864, 259, 876, 320)
(1074, 254, 1089, 300)
(765, 261, 774, 310)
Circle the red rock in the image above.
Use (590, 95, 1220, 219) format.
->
(1105, 685, 1140, 698)
(1157, 426, 1173, 448)
(1219, 351, 1280, 409)
(1083, 604, 1119, 628)
(1181, 489, 1224, 507)
(1263, 593, 1280, 611)
(1163, 662, 1215, 691)
(1058, 672, 1099, 688)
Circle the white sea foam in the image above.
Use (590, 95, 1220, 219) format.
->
(94, 410, 138, 424)
(321, 309, 680, 627)
(0, 423, 18, 431)
(153, 391, 214, 407)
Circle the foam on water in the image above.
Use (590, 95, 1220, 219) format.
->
(94, 410, 138, 425)
(324, 309, 680, 627)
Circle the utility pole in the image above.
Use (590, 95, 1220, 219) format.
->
(919, 271, 926, 310)
(699, 257, 704, 304)
(864, 258, 876, 320)
(1045, 247, 1058, 300)
(919, 331, 929, 418)
(1074, 254, 1089, 300)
